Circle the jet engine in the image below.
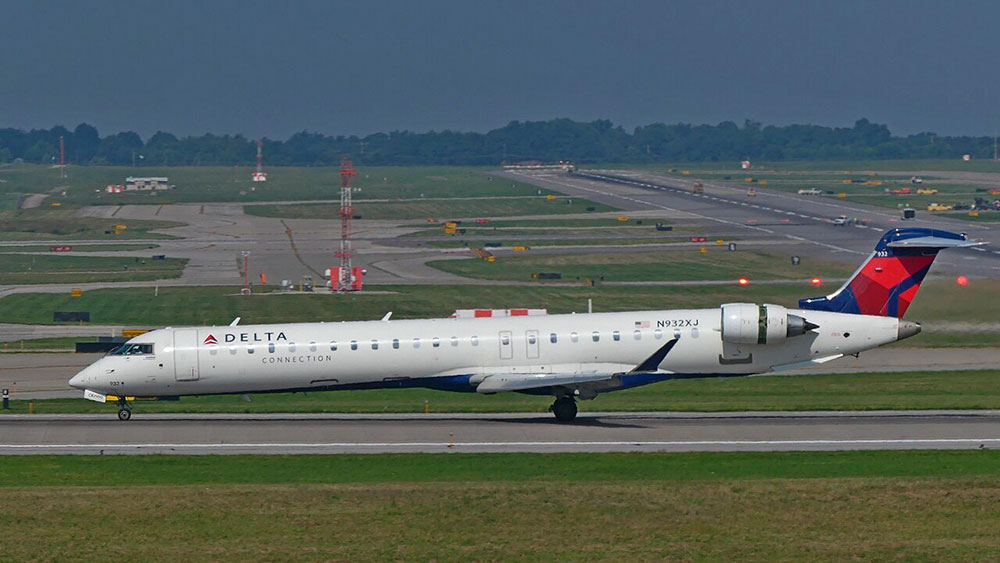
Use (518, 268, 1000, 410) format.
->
(720, 303, 818, 345)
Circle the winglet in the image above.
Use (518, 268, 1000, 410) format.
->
(629, 338, 679, 373)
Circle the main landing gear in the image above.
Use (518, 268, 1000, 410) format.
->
(550, 396, 578, 422)
(116, 397, 132, 421)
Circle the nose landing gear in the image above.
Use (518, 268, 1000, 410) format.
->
(116, 397, 132, 421)
(550, 396, 578, 422)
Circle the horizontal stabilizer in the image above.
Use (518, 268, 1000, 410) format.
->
(476, 373, 612, 393)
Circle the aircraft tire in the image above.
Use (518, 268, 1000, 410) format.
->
(552, 398, 577, 422)
(118, 408, 132, 421)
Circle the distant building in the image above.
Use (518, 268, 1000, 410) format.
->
(252, 172, 268, 182)
(125, 177, 170, 190)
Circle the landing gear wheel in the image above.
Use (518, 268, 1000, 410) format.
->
(117, 408, 132, 421)
(551, 397, 578, 422)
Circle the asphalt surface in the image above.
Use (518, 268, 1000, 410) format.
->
(3, 410, 1000, 454)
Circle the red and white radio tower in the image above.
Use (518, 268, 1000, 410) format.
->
(252, 139, 267, 182)
(336, 158, 358, 292)
(59, 135, 66, 178)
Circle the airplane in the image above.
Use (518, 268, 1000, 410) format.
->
(69, 228, 979, 422)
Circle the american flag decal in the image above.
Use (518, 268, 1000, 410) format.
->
(634, 321, 649, 328)
(203, 334, 218, 345)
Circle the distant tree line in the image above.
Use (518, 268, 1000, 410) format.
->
(0, 118, 994, 167)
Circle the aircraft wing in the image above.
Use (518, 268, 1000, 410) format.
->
(475, 338, 681, 393)
(476, 372, 614, 393)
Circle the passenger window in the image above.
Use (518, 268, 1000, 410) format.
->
(550, 333, 558, 343)
(371, 340, 379, 350)
(528, 334, 537, 345)
(654, 329, 663, 340)
(471, 336, 479, 346)
(268, 342, 275, 353)
(450, 336, 459, 347)
(432, 337, 440, 348)
(247, 345, 255, 354)
(633, 330, 641, 340)
(413, 338, 421, 349)
(229, 345, 237, 355)
(501, 334, 510, 345)
(350, 341, 358, 351)
(289, 343, 296, 353)
(330, 341, 338, 352)
(210, 348, 218, 356)
(592, 331, 600, 342)
(613, 330, 620, 341)
(673, 329, 681, 339)
(309, 342, 317, 351)
(392, 339, 400, 349)
(570, 332, 579, 343)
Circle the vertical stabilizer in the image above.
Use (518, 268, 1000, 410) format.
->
(799, 228, 977, 317)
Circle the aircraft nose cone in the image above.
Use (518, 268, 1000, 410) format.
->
(68, 372, 85, 390)
(69, 364, 96, 390)
(897, 320, 922, 341)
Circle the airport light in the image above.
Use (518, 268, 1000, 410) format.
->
(737, 277, 750, 286)
(956, 275, 969, 286)
(810, 277, 822, 287)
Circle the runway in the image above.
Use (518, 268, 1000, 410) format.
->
(3, 410, 1000, 455)
(501, 169, 1000, 278)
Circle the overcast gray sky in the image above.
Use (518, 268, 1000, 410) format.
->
(2, 0, 997, 139)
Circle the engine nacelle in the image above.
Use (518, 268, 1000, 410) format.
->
(720, 303, 817, 345)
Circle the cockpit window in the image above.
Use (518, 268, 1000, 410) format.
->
(109, 343, 154, 356)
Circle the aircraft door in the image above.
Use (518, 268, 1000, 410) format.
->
(173, 329, 200, 381)
(498, 331, 513, 360)
(525, 330, 539, 359)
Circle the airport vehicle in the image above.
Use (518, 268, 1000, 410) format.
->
(797, 188, 822, 195)
(910, 176, 924, 184)
(916, 188, 938, 195)
(927, 203, 954, 211)
(746, 189, 757, 197)
(832, 215, 849, 226)
(692, 182, 704, 194)
(888, 187, 912, 195)
(70, 229, 978, 422)
(901, 207, 916, 220)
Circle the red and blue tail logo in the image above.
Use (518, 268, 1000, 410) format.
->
(799, 228, 974, 317)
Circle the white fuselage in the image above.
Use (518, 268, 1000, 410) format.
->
(70, 306, 905, 400)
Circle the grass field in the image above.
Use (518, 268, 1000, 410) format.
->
(6, 369, 1000, 415)
(1, 452, 999, 560)
(0, 208, 181, 240)
(0, 254, 186, 284)
(428, 248, 854, 282)
(246, 195, 617, 220)
(0, 164, 594, 206)
(0, 243, 159, 252)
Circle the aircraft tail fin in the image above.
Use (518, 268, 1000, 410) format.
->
(798, 228, 979, 317)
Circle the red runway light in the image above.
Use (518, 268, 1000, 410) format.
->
(956, 275, 969, 286)
(737, 277, 750, 286)
(810, 277, 822, 286)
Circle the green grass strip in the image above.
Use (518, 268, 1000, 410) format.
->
(2, 450, 999, 486)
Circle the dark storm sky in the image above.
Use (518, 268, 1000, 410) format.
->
(2, 0, 997, 139)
